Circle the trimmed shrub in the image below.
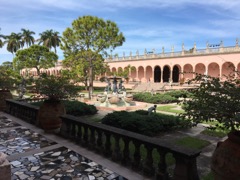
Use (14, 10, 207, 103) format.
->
(101, 111, 191, 136)
(133, 90, 192, 104)
(31, 100, 98, 116)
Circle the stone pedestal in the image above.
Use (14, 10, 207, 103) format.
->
(0, 157, 11, 180)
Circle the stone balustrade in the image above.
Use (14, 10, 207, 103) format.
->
(6, 99, 39, 125)
(60, 114, 200, 180)
(5, 99, 201, 180)
(106, 45, 240, 62)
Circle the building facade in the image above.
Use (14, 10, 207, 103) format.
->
(21, 40, 240, 83)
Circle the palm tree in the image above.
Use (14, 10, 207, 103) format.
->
(21, 28, 35, 47)
(0, 28, 5, 48)
(38, 29, 61, 53)
(4, 32, 24, 55)
(0, 35, 4, 48)
(52, 31, 61, 53)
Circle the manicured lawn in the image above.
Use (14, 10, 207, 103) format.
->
(156, 105, 185, 114)
(201, 129, 228, 138)
(201, 171, 214, 180)
(175, 136, 210, 150)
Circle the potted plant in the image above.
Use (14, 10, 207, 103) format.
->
(0, 63, 19, 111)
(35, 73, 78, 132)
(181, 72, 240, 180)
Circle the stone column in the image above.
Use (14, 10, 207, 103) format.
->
(0, 153, 11, 180)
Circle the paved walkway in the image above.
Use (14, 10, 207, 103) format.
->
(0, 112, 148, 180)
(0, 106, 226, 179)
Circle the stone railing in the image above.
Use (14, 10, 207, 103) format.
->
(6, 99, 39, 125)
(106, 46, 240, 62)
(60, 114, 201, 180)
(5, 99, 201, 180)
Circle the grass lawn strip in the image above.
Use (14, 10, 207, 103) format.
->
(174, 136, 210, 150)
(157, 105, 185, 114)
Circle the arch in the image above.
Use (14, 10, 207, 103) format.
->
(195, 63, 206, 75)
(172, 65, 180, 82)
(208, 63, 220, 78)
(112, 67, 117, 75)
(183, 64, 193, 80)
(163, 65, 170, 82)
(138, 66, 144, 81)
(222, 62, 235, 79)
(154, 66, 161, 82)
(131, 66, 137, 81)
(146, 66, 153, 82)
(118, 67, 123, 74)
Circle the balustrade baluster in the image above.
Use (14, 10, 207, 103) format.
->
(143, 144, 154, 176)
(83, 125, 89, 146)
(76, 124, 83, 144)
(96, 130, 103, 152)
(89, 127, 96, 149)
(121, 137, 130, 166)
(132, 140, 142, 171)
(70, 123, 76, 139)
(112, 135, 121, 161)
(156, 149, 169, 180)
(104, 132, 112, 157)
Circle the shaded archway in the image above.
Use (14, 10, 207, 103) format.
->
(222, 62, 235, 79)
(138, 66, 144, 82)
(130, 66, 137, 81)
(163, 66, 170, 82)
(112, 67, 117, 75)
(146, 66, 153, 82)
(154, 66, 161, 82)
(172, 65, 180, 82)
(195, 63, 206, 75)
(183, 64, 193, 80)
(208, 63, 220, 78)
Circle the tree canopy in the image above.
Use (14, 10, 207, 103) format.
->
(13, 45, 58, 76)
(61, 15, 125, 98)
(181, 72, 240, 131)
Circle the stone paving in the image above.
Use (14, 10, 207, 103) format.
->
(0, 115, 129, 180)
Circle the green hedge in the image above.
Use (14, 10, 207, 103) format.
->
(31, 100, 98, 116)
(133, 90, 192, 104)
(101, 111, 191, 136)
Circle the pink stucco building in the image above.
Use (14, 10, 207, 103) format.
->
(21, 40, 240, 83)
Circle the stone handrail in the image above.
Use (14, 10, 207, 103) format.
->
(5, 99, 201, 180)
(6, 99, 39, 125)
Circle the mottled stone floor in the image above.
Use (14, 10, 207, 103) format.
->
(11, 146, 127, 180)
(0, 116, 20, 128)
(0, 116, 128, 180)
(0, 127, 57, 156)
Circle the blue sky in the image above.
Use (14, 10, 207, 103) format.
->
(0, 0, 240, 64)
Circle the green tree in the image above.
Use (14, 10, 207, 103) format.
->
(13, 45, 58, 76)
(181, 73, 240, 131)
(0, 61, 20, 90)
(21, 28, 35, 47)
(117, 64, 136, 81)
(4, 32, 24, 54)
(38, 29, 61, 53)
(63, 50, 108, 90)
(61, 15, 125, 99)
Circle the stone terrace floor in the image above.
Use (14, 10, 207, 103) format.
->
(0, 108, 228, 180)
(0, 112, 147, 180)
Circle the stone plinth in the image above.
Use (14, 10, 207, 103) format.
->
(0, 153, 11, 180)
